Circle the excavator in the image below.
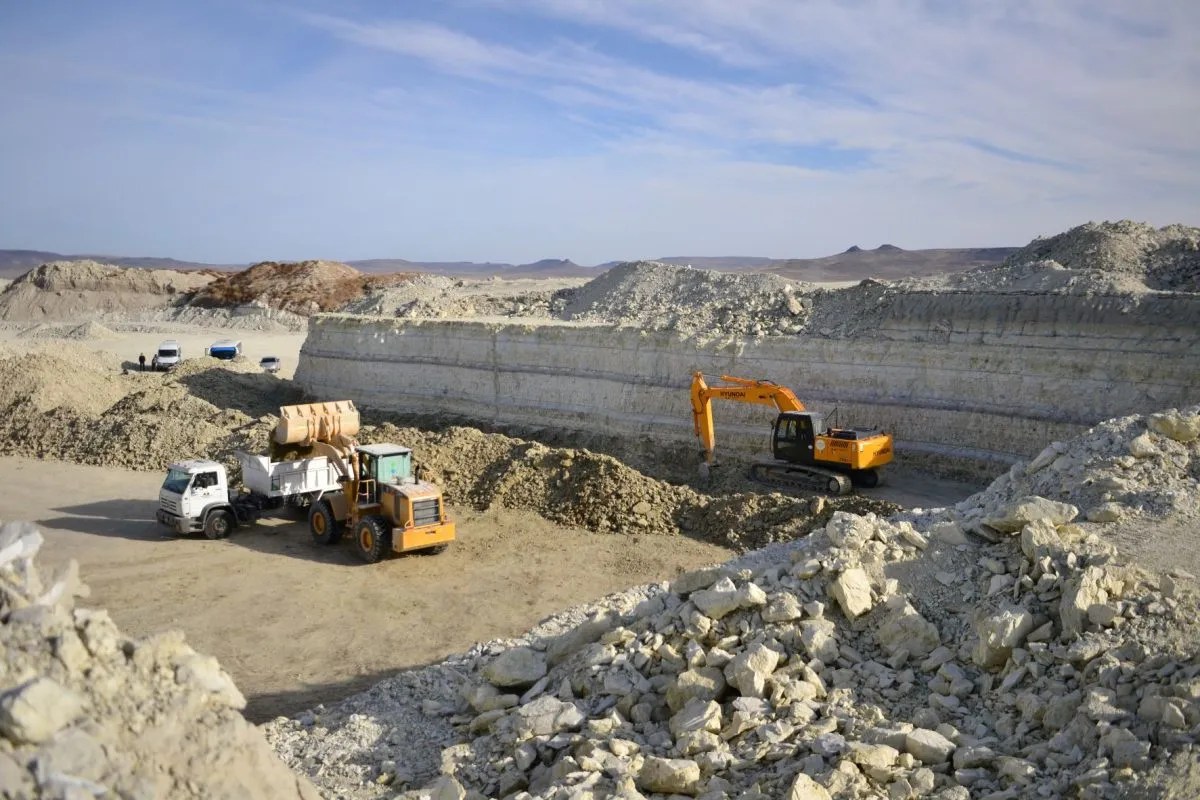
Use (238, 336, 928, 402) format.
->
(690, 372, 893, 495)
(274, 400, 456, 562)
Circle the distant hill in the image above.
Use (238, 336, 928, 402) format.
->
(766, 246, 1018, 282)
(2, 245, 1020, 283)
(0, 249, 238, 278)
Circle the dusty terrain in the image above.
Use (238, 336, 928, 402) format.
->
(3, 457, 734, 723)
(1, 219, 1198, 799)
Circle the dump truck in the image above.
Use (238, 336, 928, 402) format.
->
(207, 339, 242, 360)
(156, 400, 455, 561)
(690, 372, 893, 495)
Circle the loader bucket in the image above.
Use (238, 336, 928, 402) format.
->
(274, 400, 361, 445)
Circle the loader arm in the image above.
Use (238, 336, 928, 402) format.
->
(690, 372, 806, 466)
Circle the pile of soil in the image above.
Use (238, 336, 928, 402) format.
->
(193, 260, 417, 315)
(0, 260, 214, 322)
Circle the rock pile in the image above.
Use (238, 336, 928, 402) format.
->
(0, 260, 214, 322)
(266, 406, 1200, 800)
(559, 261, 815, 338)
(0, 520, 319, 798)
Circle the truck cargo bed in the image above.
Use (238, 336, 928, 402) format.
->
(237, 452, 342, 499)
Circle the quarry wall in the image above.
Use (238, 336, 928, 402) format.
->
(296, 291, 1200, 475)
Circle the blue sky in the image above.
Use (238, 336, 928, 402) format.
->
(1, 1, 1197, 264)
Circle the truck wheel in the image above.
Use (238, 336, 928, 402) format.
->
(204, 510, 233, 540)
(309, 500, 342, 545)
(354, 517, 391, 563)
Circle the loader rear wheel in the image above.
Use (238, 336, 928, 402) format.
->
(354, 516, 391, 564)
(309, 500, 342, 545)
(204, 510, 233, 540)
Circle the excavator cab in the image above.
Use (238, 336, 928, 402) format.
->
(771, 411, 825, 465)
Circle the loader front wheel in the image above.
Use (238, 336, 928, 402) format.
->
(309, 500, 342, 545)
(354, 516, 391, 563)
(204, 510, 233, 540)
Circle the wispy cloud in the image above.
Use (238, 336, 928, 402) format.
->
(0, 1, 1196, 262)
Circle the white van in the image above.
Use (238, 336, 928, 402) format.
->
(155, 340, 182, 371)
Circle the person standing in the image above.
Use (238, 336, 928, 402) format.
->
(138, 353, 146, 371)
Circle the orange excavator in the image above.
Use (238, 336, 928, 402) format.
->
(690, 372, 893, 495)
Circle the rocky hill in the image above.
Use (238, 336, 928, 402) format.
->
(191, 260, 417, 315)
(0, 260, 215, 321)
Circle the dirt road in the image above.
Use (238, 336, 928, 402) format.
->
(3, 456, 733, 721)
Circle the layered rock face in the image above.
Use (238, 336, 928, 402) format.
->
(297, 288, 1200, 475)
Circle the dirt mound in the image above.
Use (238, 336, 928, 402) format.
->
(0, 260, 214, 322)
(344, 274, 583, 319)
(1000, 221, 1200, 292)
(0, 347, 303, 476)
(16, 320, 124, 340)
(267, 406, 1200, 799)
(0, 520, 319, 799)
(194, 260, 417, 315)
(561, 261, 814, 336)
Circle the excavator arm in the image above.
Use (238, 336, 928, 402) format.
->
(691, 372, 805, 466)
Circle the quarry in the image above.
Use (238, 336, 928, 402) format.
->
(1, 220, 1199, 799)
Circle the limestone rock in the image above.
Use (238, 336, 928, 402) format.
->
(877, 602, 940, 658)
(1060, 567, 1111, 636)
(831, 568, 874, 619)
(788, 772, 833, 800)
(547, 614, 618, 666)
(175, 653, 247, 709)
(1147, 410, 1200, 442)
(483, 646, 548, 689)
(799, 620, 840, 662)
(904, 728, 956, 764)
(1086, 502, 1124, 523)
(636, 756, 701, 795)
(692, 577, 742, 620)
(512, 695, 584, 739)
(984, 496, 1078, 533)
(1129, 432, 1159, 458)
(667, 667, 727, 712)
(0, 677, 84, 745)
(724, 643, 781, 698)
(973, 605, 1034, 668)
(1019, 519, 1063, 561)
(762, 592, 804, 622)
(825, 512, 878, 550)
(669, 698, 722, 736)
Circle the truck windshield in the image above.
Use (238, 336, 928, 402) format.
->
(162, 468, 192, 493)
(158, 349, 178, 358)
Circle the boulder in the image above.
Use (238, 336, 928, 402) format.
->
(985, 496, 1078, 533)
(799, 620, 840, 662)
(825, 512, 879, 550)
(0, 678, 84, 745)
(724, 643, 781, 698)
(1148, 410, 1200, 442)
(972, 605, 1035, 668)
(512, 696, 584, 739)
(1129, 432, 1159, 458)
(483, 647, 548, 689)
(762, 592, 804, 622)
(691, 577, 742, 620)
(904, 728, 956, 764)
(669, 698, 722, 736)
(877, 603, 940, 658)
(788, 772, 833, 800)
(830, 568, 874, 619)
(666, 667, 727, 712)
(636, 756, 701, 795)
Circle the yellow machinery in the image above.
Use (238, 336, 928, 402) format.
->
(274, 400, 455, 562)
(690, 372, 893, 495)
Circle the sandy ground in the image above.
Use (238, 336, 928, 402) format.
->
(0, 325, 308, 379)
(2, 456, 734, 722)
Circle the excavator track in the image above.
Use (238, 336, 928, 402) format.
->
(748, 460, 853, 496)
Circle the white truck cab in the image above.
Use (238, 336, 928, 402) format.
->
(156, 340, 182, 370)
(157, 460, 232, 537)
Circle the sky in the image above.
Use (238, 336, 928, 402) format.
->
(0, 1, 1197, 265)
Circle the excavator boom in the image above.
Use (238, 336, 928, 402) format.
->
(691, 372, 805, 465)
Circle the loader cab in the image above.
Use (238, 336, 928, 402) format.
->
(772, 411, 825, 465)
(355, 444, 414, 504)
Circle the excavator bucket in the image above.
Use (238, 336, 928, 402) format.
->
(273, 400, 361, 446)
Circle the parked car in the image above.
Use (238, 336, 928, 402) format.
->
(260, 356, 281, 374)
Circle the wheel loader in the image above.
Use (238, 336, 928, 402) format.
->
(273, 401, 456, 562)
(690, 372, 893, 495)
